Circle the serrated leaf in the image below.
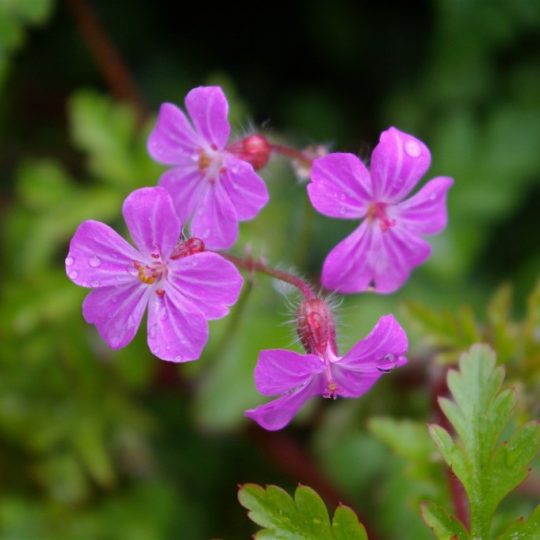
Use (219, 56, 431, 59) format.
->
(420, 502, 468, 540)
(499, 504, 540, 540)
(427, 344, 540, 538)
(238, 483, 367, 539)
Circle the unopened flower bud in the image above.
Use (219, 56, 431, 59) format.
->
(296, 297, 337, 356)
(228, 134, 271, 170)
(170, 237, 205, 259)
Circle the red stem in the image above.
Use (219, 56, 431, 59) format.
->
(270, 143, 313, 168)
(222, 253, 315, 300)
(65, 0, 149, 124)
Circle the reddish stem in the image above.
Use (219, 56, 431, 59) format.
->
(222, 253, 315, 300)
(65, 0, 149, 124)
(270, 143, 313, 168)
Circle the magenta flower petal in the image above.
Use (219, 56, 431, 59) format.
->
(66, 220, 141, 288)
(147, 289, 208, 362)
(245, 379, 323, 431)
(122, 187, 181, 259)
(190, 182, 238, 249)
(253, 349, 324, 396)
(82, 283, 149, 349)
(333, 315, 407, 397)
(221, 158, 269, 220)
(322, 221, 431, 294)
(168, 252, 243, 320)
(370, 127, 431, 203)
(308, 153, 371, 219)
(395, 176, 453, 235)
(185, 86, 230, 150)
(147, 103, 199, 164)
(159, 166, 204, 224)
(339, 315, 408, 371)
(321, 221, 373, 293)
(369, 226, 431, 293)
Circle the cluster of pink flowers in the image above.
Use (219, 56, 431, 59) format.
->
(66, 85, 452, 430)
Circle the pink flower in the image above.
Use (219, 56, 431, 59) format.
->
(147, 86, 269, 250)
(308, 127, 453, 294)
(245, 298, 407, 431)
(65, 187, 243, 362)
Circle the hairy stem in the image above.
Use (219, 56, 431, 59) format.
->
(270, 143, 313, 168)
(222, 253, 315, 300)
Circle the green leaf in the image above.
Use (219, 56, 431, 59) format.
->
(428, 344, 540, 538)
(499, 504, 540, 540)
(238, 484, 367, 539)
(420, 502, 468, 540)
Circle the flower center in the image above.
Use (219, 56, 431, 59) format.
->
(134, 260, 167, 285)
(367, 201, 396, 232)
(197, 145, 225, 181)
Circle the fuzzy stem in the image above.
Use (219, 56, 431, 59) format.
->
(270, 143, 313, 168)
(222, 253, 315, 300)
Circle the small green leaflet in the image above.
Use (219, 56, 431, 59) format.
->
(238, 484, 367, 540)
(426, 344, 540, 539)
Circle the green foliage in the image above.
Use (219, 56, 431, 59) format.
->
(238, 484, 367, 540)
(425, 344, 540, 539)
(420, 502, 469, 540)
(403, 280, 540, 370)
(0, 0, 54, 89)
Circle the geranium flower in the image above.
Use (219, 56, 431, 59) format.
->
(65, 187, 243, 362)
(307, 127, 453, 294)
(147, 86, 269, 249)
(245, 311, 407, 431)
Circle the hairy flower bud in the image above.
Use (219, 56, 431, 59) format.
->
(296, 297, 337, 356)
(228, 134, 271, 170)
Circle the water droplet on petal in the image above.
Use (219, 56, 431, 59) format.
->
(429, 194, 437, 201)
(339, 194, 346, 201)
(174, 355, 183, 362)
(65, 256, 75, 266)
(339, 207, 346, 215)
(404, 140, 421, 157)
(89, 255, 101, 267)
(149, 324, 158, 338)
(68, 270, 79, 280)
(90, 280, 101, 287)
(376, 353, 398, 372)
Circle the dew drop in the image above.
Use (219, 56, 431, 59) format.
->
(68, 270, 79, 280)
(89, 255, 101, 268)
(429, 193, 437, 201)
(404, 140, 421, 157)
(65, 256, 75, 267)
(174, 355, 183, 362)
(339, 193, 346, 201)
(149, 324, 158, 338)
(376, 353, 398, 372)
(111, 295, 118, 304)
(339, 207, 346, 215)
(90, 280, 101, 287)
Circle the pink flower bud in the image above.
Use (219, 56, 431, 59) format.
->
(170, 237, 205, 260)
(296, 298, 337, 356)
(229, 134, 271, 170)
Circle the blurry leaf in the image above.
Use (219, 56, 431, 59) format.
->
(403, 301, 480, 363)
(68, 90, 160, 188)
(238, 483, 367, 539)
(16, 159, 74, 209)
(420, 502, 468, 540)
(427, 344, 540, 538)
(369, 417, 435, 463)
(486, 283, 517, 364)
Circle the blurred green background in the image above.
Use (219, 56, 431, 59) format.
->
(1, 0, 539, 538)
